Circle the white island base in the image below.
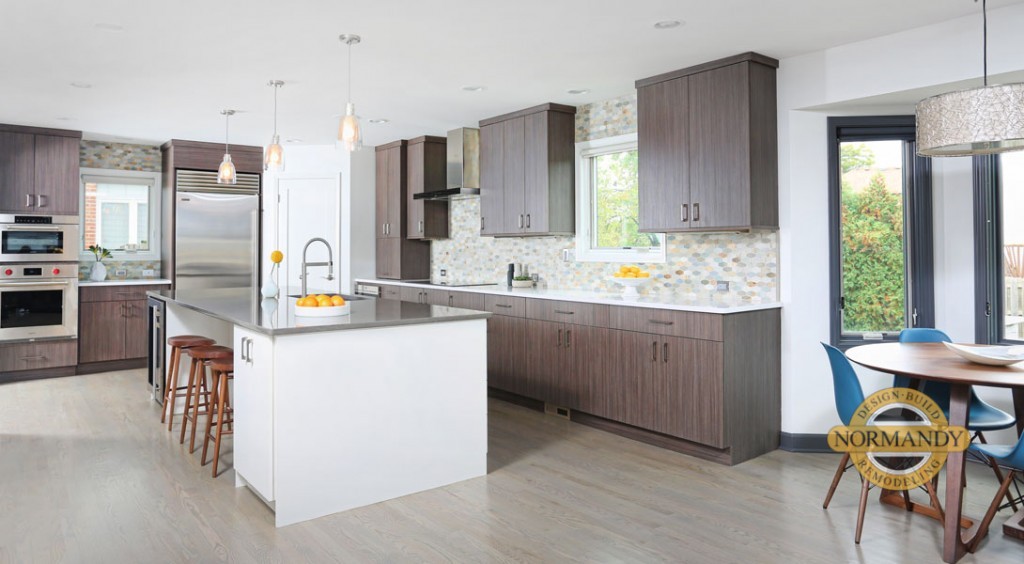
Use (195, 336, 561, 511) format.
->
(233, 320, 487, 527)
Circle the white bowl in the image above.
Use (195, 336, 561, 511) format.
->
(609, 276, 650, 297)
(295, 303, 351, 317)
(942, 342, 1024, 366)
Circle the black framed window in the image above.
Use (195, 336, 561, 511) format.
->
(827, 116, 934, 349)
(973, 152, 1024, 344)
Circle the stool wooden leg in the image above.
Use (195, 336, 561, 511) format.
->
(211, 372, 230, 477)
(161, 346, 180, 425)
(189, 363, 209, 453)
(179, 357, 199, 445)
(201, 368, 220, 466)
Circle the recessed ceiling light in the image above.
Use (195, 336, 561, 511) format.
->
(653, 20, 683, 29)
(368, 118, 390, 125)
(567, 89, 590, 95)
(55, 117, 72, 121)
(461, 85, 486, 92)
(286, 138, 303, 143)
(70, 82, 92, 89)
(94, 22, 124, 32)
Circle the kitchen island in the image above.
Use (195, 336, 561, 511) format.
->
(148, 287, 490, 527)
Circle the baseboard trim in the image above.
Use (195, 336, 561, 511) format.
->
(487, 387, 545, 412)
(0, 365, 76, 385)
(779, 432, 831, 453)
(76, 358, 146, 375)
(571, 411, 734, 465)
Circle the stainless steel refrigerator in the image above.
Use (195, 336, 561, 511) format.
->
(174, 170, 260, 291)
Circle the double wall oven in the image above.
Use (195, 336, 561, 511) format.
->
(0, 215, 79, 342)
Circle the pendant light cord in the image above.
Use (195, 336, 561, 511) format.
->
(982, 0, 988, 87)
(224, 112, 230, 153)
(273, 84, 279, 135)
(347, 41, 353, 102)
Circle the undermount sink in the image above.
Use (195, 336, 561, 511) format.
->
(286, 293, 366, 301)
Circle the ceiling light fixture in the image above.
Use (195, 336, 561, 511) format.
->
(70, 82, 92, 89)
(265, 80, 285, 171)
(368, 118, 390, 125)
(286, 138, 303, 143)
(916, 0, 1024, 156)
(567, 89, 590, 95)
(338, 34, 362, 151)
(461, 85, 486, 92)
(217, 109, 237, 185)
(653, 20, 683, 29)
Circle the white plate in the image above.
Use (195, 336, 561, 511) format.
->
(943, 342, 1024, 366)
(295, 303, 351, 317)
(609, 276, 650, 298)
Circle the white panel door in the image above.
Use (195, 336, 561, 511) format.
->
(278, 177, 342, 296)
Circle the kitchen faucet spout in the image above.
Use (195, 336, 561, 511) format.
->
(300, 237, 334, 296)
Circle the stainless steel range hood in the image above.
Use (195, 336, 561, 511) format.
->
(414, 127, 480, 200)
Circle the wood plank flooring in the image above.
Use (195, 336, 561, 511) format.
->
(1, 369, 1021, 563)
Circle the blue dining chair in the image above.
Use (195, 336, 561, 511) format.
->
(966, 433, 1024, 552)
(897, 328, 1018, 510)
(821, 342, 873, 543)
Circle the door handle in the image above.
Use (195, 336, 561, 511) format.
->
(247, 337, 254, 362)
(448, 295, 453, 307)
(120, 303, 127, 317)
(652, 341, 658, 361)
(481, 217, 485, 230)
(382, 223, 387, 235)
(526, 214, 531, 228)
(565, 330, 571, 348)
(25, 194, 34, 208)
(518, 214, 524, 229)
(38, 194, 48, 207)
(663, 342, 669, 363)
(557, 328, 562, 348)
(693, 203, 700, 222)
(680, 203, 689, 222)
(418, 220, 423, 233)
(239, 338, 247, 362)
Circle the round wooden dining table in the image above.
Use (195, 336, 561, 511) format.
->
(846, 342, 1024, 563)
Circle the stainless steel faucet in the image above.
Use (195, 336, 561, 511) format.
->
(300, 237, 334, 296)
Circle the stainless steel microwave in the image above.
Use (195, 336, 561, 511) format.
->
(0, 214, 79, 263)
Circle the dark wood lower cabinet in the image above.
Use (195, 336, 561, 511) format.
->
(487, 315, 527, 397)
(80, 286, 165, 364)
(124, 300, 149, 359)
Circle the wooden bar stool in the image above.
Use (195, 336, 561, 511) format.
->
(202, 359, 234, 478)
(179, 345, 233, 453)
(162, 335, 215, 430)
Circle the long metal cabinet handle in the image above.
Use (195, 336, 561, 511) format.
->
(693, 203, 700, 222)
(20, 355, 46, 361)
(663, 342, 669, 363)
(38, 195, 48, 207)
(518, 214, 524, 229)
(649, 320, 674, 326)
(481, 217, 485, 230)
(554, 310, 574, 315)
(247, 338, 254, 362)
(565, 330, 571, 348)
(557, 328, 562, 348)
(526, 214, 531, 228)
(25, 194, 34, 208)
(680, 204, 689, 222)
(495, 304, 512, 309)
(652, 341, 658, 361)
(418, 220, 423, 233)
(448, 295, 453, 307)
(120, 303, 127, 317)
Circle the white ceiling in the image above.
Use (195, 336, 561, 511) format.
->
(2, 0, 1021, 148)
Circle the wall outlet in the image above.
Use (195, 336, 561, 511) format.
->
(142, 269, 155, 277)
(716, 281, 730, 292)
(440, 269, 446, 277)
(115, 269, 127, 278)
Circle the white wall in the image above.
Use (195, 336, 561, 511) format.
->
(262, 144, 376, 294)
(779, 3, 1024, 438)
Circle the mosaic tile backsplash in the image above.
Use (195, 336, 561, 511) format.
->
(80, 140, 161, 172)
(429, 92, 780, 302)
(78, 260, 161, 281)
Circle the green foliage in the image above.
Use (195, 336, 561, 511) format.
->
(841, 171, 905, 333)
(841, 143, 876, 174)
(593, 150, 659, 248)
(88, 245, 112, 262)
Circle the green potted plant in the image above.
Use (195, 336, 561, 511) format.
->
(88, 245, 112, 281)
(512, 275, 534, 289)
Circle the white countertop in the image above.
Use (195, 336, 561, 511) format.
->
(79, 278, 172, 287)
(355, 279, 781, 314)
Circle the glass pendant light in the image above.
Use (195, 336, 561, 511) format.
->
(917, 0, 1024, 156)
(217, 109, 237, 185)
(265, 80, 285, 171)
(338, 34, 362, 151)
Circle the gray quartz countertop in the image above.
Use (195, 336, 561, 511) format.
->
(147, 286, 490, 336)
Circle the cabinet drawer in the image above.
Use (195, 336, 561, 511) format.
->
(0, 339, 77, 372)
(80, 284, 166, 302)
(485, 295, 526, 317)
(448, 290, 486, 311)
(378, 284, 401, 301)
(608, 306, 722, 341)
(526, 299, 608, 327)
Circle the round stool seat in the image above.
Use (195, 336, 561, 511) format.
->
(168, 335, 216, 348)
(207, 360, 234, 374)
(187, 345, 234, 361)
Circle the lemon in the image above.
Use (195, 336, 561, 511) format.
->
(270, 250, 283, 264)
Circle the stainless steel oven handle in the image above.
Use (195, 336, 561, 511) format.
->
(0, 280, 72, 287)
(1, 225, 64, 231)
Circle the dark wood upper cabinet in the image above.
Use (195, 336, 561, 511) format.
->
(0, 124, 81, 215)
(375, 140, 429, 280)
(406, 136, 449, 240)
(479, 123, 505, 235)
(636, 52, 778, 232)
(479, 103, 576, 236)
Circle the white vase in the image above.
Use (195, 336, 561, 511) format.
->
(261, 267, 279, 299)
(90, 262, 107, 282)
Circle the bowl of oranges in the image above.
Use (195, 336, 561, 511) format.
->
(294, 294, 350, 317)
(610, 265, 651, 298)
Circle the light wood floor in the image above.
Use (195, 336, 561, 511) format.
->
(1, 369, 1022, 563)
